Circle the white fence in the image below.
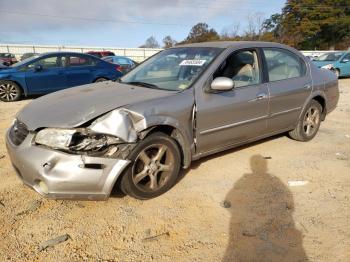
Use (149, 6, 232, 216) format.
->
(0, 44, 163, 62)
(300, 50, 341, 57)
(0, 43, 345, 62)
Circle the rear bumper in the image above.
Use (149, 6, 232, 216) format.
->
(6, 130, 130, 200)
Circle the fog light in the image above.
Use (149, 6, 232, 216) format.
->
(39, 181, 49, 194)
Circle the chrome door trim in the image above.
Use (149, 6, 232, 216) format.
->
(200, 115, 268, 135)
(270, 107, 301, 117)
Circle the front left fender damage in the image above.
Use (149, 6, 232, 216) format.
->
(87, 108, 192, 168)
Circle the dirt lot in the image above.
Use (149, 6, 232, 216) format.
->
(0, 79, 349, 262)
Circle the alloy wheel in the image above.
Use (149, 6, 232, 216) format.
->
(302, 106, 320, 137)
(0, 82, 19, 102)
(132, 144, 174, 192)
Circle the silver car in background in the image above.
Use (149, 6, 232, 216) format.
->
(6, 41, 339, 200)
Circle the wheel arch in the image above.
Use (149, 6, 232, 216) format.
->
(299, 92, 327, 122)
(0, 79, 27, 97)
(93, 76, 110, 82)
(140, 124, 192, 169)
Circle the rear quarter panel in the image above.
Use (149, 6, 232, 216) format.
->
(310, 62, 339, 114)
(95, 62, 122, 80)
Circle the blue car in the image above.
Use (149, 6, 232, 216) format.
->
(0, 52, 123, 102)
(102, 55, 138, 74)
(312, 51, 350, 78)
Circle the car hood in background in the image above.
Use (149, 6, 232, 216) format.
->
(0, 67, 17, 74)
(312, 60, 336, 68)
(17, 82, 176, 130)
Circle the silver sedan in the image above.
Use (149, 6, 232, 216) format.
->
(6, 41, 339, 200)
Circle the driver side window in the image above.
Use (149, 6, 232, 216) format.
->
(214, 50, 261, 88)
(28, 56, 61, 69)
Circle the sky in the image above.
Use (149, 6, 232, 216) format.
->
(0, 0, 285, 48)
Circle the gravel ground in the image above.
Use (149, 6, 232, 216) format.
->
(0, 79, 349, 262)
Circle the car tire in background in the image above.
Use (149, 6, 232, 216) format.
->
(120, 132, 181, 199)
(332, 69, 340, 78)
(289, 100, 322, 142)
(94, 77, 109, 83)
(0, 80, 22, 102)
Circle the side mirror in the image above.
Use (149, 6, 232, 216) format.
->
(34, 64, 43, 71)
(341, 59, 349, 63)
(210, 77, 234, 92)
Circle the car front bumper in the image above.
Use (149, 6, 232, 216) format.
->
(6, 130, 130, 200)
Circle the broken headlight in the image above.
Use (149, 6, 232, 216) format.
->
(34, 128, 123, 152)
(35, 128, 76, 150)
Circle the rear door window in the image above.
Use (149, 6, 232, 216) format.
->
(67, 56, 95, 67)
(263, 48, 306, 82)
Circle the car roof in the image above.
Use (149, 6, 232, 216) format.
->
(41, 51, 93, 56)
(175, 41, 292, 49)
(104, 55, 130, 59)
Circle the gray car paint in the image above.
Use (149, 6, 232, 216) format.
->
(7, 41, 339, 200)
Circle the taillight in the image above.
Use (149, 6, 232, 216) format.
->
(115, 65, 122, 73)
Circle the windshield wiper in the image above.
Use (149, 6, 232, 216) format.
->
(123, 81, 159, 89)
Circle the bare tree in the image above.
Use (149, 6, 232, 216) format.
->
(139, 36, 160, 48)
(245, 12, 265, 40)
(221, 22, 240, 39)
(162, 36, 177, 48)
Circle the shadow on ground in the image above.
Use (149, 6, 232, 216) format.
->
(222, 154, 308, 262)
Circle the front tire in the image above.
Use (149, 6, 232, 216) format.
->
(120, 132, 181, 199)
(0, 81, 22, 102)
(289, 100, 322, 142)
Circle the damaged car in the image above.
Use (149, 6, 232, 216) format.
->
(6, 41, 339, 200)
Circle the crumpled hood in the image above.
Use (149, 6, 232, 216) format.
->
(17, 82, 175, 130)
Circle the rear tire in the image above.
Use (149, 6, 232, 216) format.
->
(120, 132, 181, 200)
(0, 81, 22, 102)
(288, 100, 322, 142)
(94, 77, 108, 83)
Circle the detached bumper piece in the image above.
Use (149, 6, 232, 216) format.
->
(6, 130, 130, 200)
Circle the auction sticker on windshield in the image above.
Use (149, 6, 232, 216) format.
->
(179, 60, 206, 66)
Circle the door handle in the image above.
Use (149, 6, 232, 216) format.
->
(304, 84, 311, 89)
(256, 93, 268, 100)
(249, 93, 268, 102)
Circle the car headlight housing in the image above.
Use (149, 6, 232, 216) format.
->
(35, 128, 76, 150)
(35, 128, 123, 152)
(321, 64, 333, 70)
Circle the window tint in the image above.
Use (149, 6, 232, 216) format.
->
(214, 50, 261, 88)
(29, 56, 62, 69)
(263, 49, 305, 81)
(68, 56, 94, 67)
(342, 53, 350, 61)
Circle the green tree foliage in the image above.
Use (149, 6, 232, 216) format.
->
(181, 23, 220, 44)
(279, 0, 350, 49)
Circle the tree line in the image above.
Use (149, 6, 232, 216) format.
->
(140, 0, 350, 50)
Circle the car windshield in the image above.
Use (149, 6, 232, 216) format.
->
(10, 55, 40, 67)
(120, 47, 223, 91)
(0, 53, 13, 58)
(315, 52, 344, 61)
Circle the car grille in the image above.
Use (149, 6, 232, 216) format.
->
(9, 120, 29, 146)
